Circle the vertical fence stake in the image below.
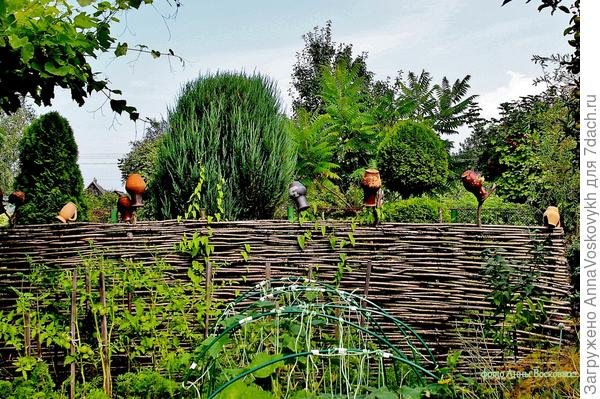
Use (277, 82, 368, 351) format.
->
(204, 261, 212, 339)
(70, 270, 78, 399)
(265, 262, 271, 281)
(438, 208, 443, 223)
(360, 261, 373, 327)
(363, 260, 372, 299)
(99, 272, 111, 397)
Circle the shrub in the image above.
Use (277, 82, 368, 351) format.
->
(382, 197, 441, 223)
(377, 120, 449, 197)
(14, 112, 87, 224)
(115, 370, 179, 399)
(150, 72, 295, 220)
(84, 191, 117, 223)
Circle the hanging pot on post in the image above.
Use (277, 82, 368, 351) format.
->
(125, 174, 146, 208)
(8, 190, 26, 206)
(361, 169, 382, 208)
(543, 206, 561, 228)
(288, 181, 309, 211)
(57, 202, 78, 223)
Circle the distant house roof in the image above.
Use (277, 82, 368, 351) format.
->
(85, 178, 107, 196)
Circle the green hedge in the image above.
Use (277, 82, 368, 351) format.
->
(381, 196, 540, 225)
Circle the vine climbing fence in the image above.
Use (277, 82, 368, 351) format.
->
(0, 220, 573, 375)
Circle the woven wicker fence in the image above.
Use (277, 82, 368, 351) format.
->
(0, 220, 573, 373)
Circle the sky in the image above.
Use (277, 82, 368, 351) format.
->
(36, 0, 571, 190)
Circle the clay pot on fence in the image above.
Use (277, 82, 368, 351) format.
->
(56, 202, 78, 223)
(360, 169, 382, 208)
(125, 174, 146, 208)
(543, 206, 561, 228)
(288, 181, 309, 211)
(117, 195, 134, 222)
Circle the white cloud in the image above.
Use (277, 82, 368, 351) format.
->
(477, 71, 544, 119)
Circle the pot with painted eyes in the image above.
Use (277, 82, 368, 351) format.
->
(288, 181, 309, 211)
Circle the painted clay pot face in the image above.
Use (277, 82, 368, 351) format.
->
(117, 195, 133, 222)
(57, 202, 78, 223)
(288, 181, 309, 211)
(361, 169, 382, 208)
(125, 174, 146, 207)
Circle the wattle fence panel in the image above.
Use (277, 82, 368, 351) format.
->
(0, 220, 573, 371)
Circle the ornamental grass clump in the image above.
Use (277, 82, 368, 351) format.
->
(150, 72, 295, 220)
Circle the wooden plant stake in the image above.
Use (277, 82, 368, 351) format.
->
(204, 261, 212, 339)
(99, 272, 112, 397)
(70, 270, 78, 399)
(24, 312, 31, 357)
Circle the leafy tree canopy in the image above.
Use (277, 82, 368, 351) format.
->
(290, 20, 373, 114)
(0, 98, 35, 190)
(0, 0, 182, 120)
(118, 118, 166, 182)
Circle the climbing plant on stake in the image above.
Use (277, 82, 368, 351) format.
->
(0, 0, 183, 120)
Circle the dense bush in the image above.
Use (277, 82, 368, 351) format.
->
(377, 121, 449, 198)
(14, 112, 87, 224)
(381, 190, 540, 225)
(84, 191, 117, 223)
(382, 197, 441, 223)
(150, 72, 295, 220)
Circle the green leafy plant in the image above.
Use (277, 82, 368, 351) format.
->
(478, 244, 548, 361)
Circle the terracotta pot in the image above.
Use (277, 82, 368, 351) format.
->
(360, 169, 382, 208)
(8, 190, 25, 206)
(461, 170, 489, 203)
(543, 206, 561, 228)
(117, 196, 133, 222)
(288, 181, 309, 211)
(125, 174, 146, 207)
(57, 202, 78, 223)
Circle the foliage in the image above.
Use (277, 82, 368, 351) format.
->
(0, 0, 182, 120)
(457, 91, 578, 232)
(290, 20, 372, 114)
(14, 111, 88, 223)
(150, 72, 295, 220)
(478, 246, 548, 361)
(0, 357, 63, 399)
(286, 109, 339, 183)
(115, 370, 179, 399)
(377, 120, 449, 198)
(118, 118, 166, 183)
(0, 99, 35, 190)
(391, 70, 478, 135)
(382, 197, 441, 223)
(84, 191, 117, 222)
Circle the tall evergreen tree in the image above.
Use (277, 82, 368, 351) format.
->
(14, 112, 87, 224)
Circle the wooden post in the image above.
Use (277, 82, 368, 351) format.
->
(476, 202, 483, 227)
(438, 208, 443, 223)
(265, 262, 271, 281)
(23, 312, 31, 357)
(70, 270, 78, 399)
(99, 272, 111, 397)
(363, 261, 372, 299)
(204, 261, 212, 339)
